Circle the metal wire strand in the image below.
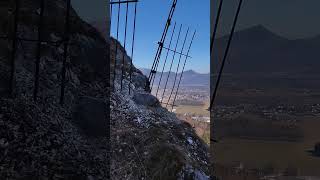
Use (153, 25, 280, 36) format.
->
(210, 0, 224, 52)
(147, 0, 178, 91)
(209, 0, 244, 110)
(110, 1, 113, 16)
(210, 0, 224, 99)
(110, 2, 113, 29)
(9, 0, 20, 96)
(166, 27, 189, 108)
(33, 0, 45, 101)
(60, 0, 71, 105)
(149, 0, 177, 79)
(155, 22, 177, 98)
(160, 24, 182, 104)
(128, 2, 137, 94)
(110, 0, 138, 4)
(112, 0, 121, 91)
(171, 30, 196, 111)
(120, 2, 129, 90)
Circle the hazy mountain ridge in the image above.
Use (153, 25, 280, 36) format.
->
(140, 68, 210, 87)
(210, 25, 320, 89)
(212, 25, 320, 75)
(141, 25, 320, 89)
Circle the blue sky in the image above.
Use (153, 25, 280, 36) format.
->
(213, 0, 320, 39)
(72, 0, 320, 74)
(110, 0, 210, 73)
(72, 0, 107, 22)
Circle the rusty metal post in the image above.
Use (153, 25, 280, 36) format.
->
(33, 0, 45, 101)
(60, 0, 71, 105)
(9, 0, 20, 96)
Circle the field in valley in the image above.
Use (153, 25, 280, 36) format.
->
(174, 102, 211, 144)
(175, 104, 210, 116)
(159, 87, 211, 144)
(213, 118, 320, 174)
(212, 87, 320, 177)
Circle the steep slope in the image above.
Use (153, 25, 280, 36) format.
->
(110, 39, 210, 179)
(0, 1, 210, 179)
(0, 0, 110, 179)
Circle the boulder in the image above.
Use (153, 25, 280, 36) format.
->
(132, 72, 148, 90)
(70, 36, 108, 82)
(73, 96, 108, 137)
(133, 92, 159, 107)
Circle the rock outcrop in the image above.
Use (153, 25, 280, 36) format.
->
(133, 91, 160, 107)
(109, 31, 209, 180)
(73, 96, 108, 137)
(0, 0, 210, 179)
(0, 0, 110, 179)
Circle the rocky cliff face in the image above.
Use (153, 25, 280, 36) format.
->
(0, 0, 110, 179)
(0, 1, 209, 179)
(110, 88, 210, 179)
(109, 28, 209, 180)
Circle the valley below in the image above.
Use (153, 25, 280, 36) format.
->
(140, 23, 320, 178)
(140, 69, 211, 144)
(150, 83, 211, 144)
(210, 25, 320, 179)
(212, 83, 320, 179)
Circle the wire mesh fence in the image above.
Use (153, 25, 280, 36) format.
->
(151, 25, 196, 112)
(146, 0, 177, 91)
(0, 0, 72, 105)
(142, 0, 196, 111)
(110, 0, 197, 112)
(209, 0, 244, 111)
(110, 0, 138, 93)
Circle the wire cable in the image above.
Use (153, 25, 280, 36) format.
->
(9, 0, 20, 96)
(166, 27, 189, 107)
(120, 2, 129, 90)
(209, 0, 244, 110)
(129, 2, 138, 94)
(160, 24, 182, 103)
(34, 0, 45, 101)
(112, 0, 121, 91)
(155, 22, 177, 97)
(171, 30, 196, 111)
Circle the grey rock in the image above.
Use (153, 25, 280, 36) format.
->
(179, 165, 209, 180)
(70, 35, 108, 82)
(87, 175, 95, 180)
(133, 92, 159, 107)
(73, 96, 108, 137)
(0, 138, 8, 148)
(132, 72, 148, 90)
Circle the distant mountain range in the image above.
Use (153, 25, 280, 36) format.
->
(139, 68, 210, 87)
(93, 21, 320, 88)
(141, 25, 320, 89)
(211, 25, 320, 89)
(212, 25, 320, 75)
